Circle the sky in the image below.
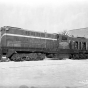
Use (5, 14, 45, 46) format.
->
(0, 0, 88, 33)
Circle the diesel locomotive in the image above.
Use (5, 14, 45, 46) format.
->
(0, 26, 88, 61)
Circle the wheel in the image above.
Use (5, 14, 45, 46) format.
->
(69, 54, 72, 59)
(73, 54, 76, 59)
(37, 53, 45, 60)
(11, 53, 22, 61)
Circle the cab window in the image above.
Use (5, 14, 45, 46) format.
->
(62, 36, 67, 40)
(74, 41, 78, 49)
(82, 42, 86, 50)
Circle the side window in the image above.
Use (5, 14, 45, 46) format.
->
(25, 31, 27, 35)
(26, 31, 31, 35)
(36, 32, 40, 37)
(31, 32, 35, 36)
(74, 41, 78, 49)
(79, 42, 81, 50)
(41, 33, 45, 37)
(82, 42, 86, 50)
(21, 30, 25, 35)
(69, 41, 73, 49)
(47, 34, 51, 38)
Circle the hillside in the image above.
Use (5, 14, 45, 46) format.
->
(68, 27, 88, 38)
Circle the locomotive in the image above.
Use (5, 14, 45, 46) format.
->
(0, 26, 88, 61)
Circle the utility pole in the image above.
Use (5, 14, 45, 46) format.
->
(44, 30, 47, 48)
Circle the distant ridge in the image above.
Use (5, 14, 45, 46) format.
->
(68, 27, 88, 38)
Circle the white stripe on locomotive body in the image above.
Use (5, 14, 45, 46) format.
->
(1, 33, 57, 41)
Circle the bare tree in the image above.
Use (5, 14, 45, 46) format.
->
(58, 30, 75, 38)
(60, 30, 68, 35)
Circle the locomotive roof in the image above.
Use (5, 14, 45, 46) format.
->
(1, 26, 57, 35)
(69, 36, 88, 42)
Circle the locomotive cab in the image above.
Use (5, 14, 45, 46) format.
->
(69, 36, 88, 59)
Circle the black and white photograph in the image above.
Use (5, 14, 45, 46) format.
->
(0, 0, 88, 88)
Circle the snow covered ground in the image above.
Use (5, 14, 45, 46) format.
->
(0, 59, 88, 88)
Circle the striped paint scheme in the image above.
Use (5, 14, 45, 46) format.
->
(1, 33, 57, 41)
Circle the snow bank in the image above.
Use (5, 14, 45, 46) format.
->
(0, 60, 88, 88)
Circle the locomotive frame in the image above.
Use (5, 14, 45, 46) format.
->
(0, 26, 88, 62)
(0, 26, 61, 61)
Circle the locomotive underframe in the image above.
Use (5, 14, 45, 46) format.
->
(1, 47, 72, 61)
(69, 49, 88, 59)
(1, 46, 88, 61)
(1, 46, 59, 61)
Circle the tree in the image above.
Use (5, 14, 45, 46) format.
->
(60, 30, 68, 35)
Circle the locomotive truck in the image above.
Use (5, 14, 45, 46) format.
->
(0, 26, 88, 61)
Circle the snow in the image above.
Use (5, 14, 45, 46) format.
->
(0, 59, 88, 88)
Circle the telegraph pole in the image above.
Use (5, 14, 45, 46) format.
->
(44, 30, 47, 48)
